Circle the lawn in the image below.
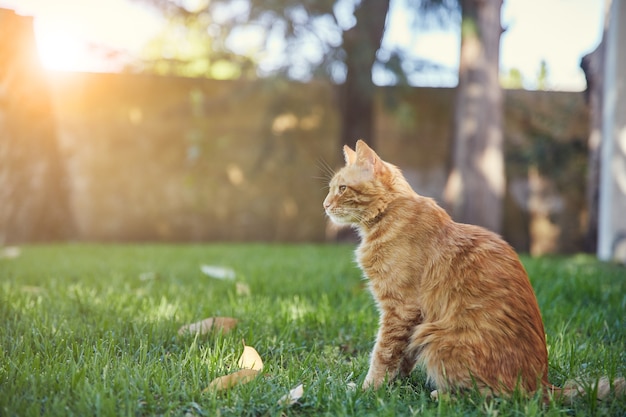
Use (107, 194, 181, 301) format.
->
(1, 244, 624, 416)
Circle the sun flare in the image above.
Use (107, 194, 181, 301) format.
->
(35, 31, 92, 71)
(23, 0, 164, 73)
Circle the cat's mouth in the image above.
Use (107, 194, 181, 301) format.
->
(325, 208, 357, 225)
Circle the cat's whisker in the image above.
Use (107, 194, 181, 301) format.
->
(311, 175, 332, 184)
(316, 158, 336, 181)
(317, 157, 335, 172)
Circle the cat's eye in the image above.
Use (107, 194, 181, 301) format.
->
(338, 185, 347, 194)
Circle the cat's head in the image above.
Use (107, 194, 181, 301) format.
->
(323, 140, 412, 226)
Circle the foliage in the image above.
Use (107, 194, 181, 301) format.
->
(138, 14, 256, 79)
(537, 60, 549, 90)
(133, 0, 460, 83)
(1, 244, 625, 416)
(502, 61, 551, 91)
(134, 0, 344, 80)
(131, 0, 461, 148)
(505, 94, 588, 187)
(501, 68, 524, 89)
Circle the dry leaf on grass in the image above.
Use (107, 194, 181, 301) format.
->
(0, 246, 21, 259)
(200, 265, 236, 280)
(278, 383, 304, 406)
(236, 282, 251, 296)
(204, 343, 264, 393)
(237, 345, 264, 371)
(177, 317, 238, 336)
(204, 369, 260, 392)
(138, 271, 157, 281)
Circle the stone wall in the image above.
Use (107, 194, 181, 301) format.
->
(48, 74, 339, 242)
(39, 72, 589, 252)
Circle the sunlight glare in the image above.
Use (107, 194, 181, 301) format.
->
(1, 0, 164, 72)
(36, 31, 91, 71)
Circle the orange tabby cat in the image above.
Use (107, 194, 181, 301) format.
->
(323, 140, 623, 401)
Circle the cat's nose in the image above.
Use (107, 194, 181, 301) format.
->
(323, 198, 331, 210)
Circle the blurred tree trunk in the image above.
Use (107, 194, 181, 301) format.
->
(443, 0, 504, 233)
(0, 9, 75, 244)
(340, 0, 390, 150)
(580, 42, 604, 253)
(580, 0, 613, 253)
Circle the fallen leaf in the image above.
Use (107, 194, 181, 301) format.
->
(430, 389, 451, 402)
(237, 345, 263, 371)
(236, 282, 251, 296)
(278, 383, 304, 406)
(430, 389, 438, 400)
(178, 317, 238, 336)
(20, 286, 45, 295)
(200, 265, 236, 280)
(0, 246, 21, 259)
(139, 271, 157, 281)
(204, 369, 259, 392)
(202, 342, 264, 393)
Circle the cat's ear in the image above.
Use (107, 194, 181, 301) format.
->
(343, 145, 357, 166)
(355, 140, 385, 173)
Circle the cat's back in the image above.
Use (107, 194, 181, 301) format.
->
(439, 221, 529, 286)
(420, 219, 535, 308)
(417, 219, 550, 392)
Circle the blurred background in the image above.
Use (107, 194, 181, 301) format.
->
(0, 0, 624, 260)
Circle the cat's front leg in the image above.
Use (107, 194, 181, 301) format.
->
(362, 344, 391, 389)
(362, 314, 413, 389)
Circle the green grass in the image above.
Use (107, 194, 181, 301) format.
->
(1, 244, 624, 416)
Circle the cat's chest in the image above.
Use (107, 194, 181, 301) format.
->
(356, 244, 390, 279)
(356, 241, 410, 294)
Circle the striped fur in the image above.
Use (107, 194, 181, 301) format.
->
(323, 140, 623, 402)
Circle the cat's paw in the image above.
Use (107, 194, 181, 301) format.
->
(362, 376, 383, 390)
(430, 389, 453, 402)
(362, 377, 375, 390)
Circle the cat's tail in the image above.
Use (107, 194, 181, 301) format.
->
(548, 377, 625, 404)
